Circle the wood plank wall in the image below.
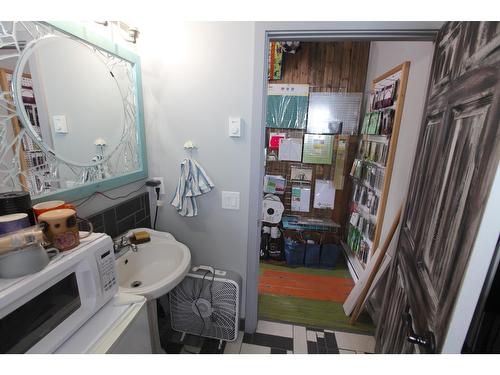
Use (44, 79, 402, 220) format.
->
(266, 41, 370, 237)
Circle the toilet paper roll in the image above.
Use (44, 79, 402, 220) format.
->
(0, 213, 30, 235)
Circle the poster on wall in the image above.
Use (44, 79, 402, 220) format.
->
(268, 42, 283, 80)
(266, 84, 309, 129)
(313, 179, 335, 209)
(302, 134, 334, 164)
(278, 138, 303, 161)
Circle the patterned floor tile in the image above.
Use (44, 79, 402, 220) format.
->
(244, 332, 293, 351)
(334, 331, 375, 353)
(317, 336, 327, 354)
(306, 330, 317, 342)
(270, 347, 287, 354)
(339, 349, 356, 354)
(307, 340, 318, 354)
(293, 325, 308, 354)
(160, 318, 375, 355)
(257, 320, 293, 338)
(240, 343, 271, 354)
(324, 331, 340, 354)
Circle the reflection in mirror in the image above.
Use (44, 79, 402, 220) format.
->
(0, 22, 142, 198)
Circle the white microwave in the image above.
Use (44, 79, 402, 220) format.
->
(0, 233, 118, 353)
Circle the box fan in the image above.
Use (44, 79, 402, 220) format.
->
(170, 265, 241, 343)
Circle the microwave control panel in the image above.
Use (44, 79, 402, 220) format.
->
(95, 248, 117, 293)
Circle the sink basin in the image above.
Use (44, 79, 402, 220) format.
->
(115, 228, 191, 300)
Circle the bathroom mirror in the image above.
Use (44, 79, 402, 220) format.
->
(0, 21, 147, 201)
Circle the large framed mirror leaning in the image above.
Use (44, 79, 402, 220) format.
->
(0, 21, 147, 202)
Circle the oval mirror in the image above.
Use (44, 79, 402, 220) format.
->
(12, 35, 126, 167)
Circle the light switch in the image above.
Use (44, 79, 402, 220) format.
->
(52, 115, 68, 134)
(228, 117, 241, 137)
(221, 191, 240, 210)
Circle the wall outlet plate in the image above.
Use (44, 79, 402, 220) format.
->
(52, 115, 68, 134)
(152, 177, 165, 194)
(221, 191, 240, 210)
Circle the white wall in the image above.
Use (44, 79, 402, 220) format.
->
(442, 165, 500, 353)
(363, 41, 434, 257)
(135, 22, 256, 316)
(361, 41, 434, 321)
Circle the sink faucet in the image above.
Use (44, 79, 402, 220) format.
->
(113, 236, 138, 257)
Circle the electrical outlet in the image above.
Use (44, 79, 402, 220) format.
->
(153, 177, 165, 194)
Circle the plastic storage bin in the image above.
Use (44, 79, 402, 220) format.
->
(320, 243, 342, 268)
(284, 237, 305, 266)
(304, 242, 321, 267)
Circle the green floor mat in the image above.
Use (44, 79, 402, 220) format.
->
(258, 294, 375, 335)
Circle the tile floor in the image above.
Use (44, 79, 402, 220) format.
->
(160, 319, 375, 354)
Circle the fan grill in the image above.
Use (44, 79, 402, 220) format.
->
(170, 274, 239, 341)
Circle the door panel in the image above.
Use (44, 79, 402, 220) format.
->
(458, 22, 500, 75)
(377, 267, 416, 353)
(376, 21, 500, 353)
(430, 23, 462, 97)
(429, 97, 493, 297)
(405, 114, 443, 245)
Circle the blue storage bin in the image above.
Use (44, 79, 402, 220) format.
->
(284, 237, 305, 266)
(320, 243, 342, 268)
(305, 243, 321, 267)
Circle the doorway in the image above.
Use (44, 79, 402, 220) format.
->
(246, 26, 439, 350)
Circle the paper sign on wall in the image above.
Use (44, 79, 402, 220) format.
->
(291, 185, 311, 212)
(313, 179, 335, 209)
(278, 138, 303, 161)
(302, 134, 334, 164)
(290, 166, 313, 182)
(264, 175, 286, 195)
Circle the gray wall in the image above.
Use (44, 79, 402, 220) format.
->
(136, 22, 256, 316)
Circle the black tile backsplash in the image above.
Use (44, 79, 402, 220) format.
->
(86, 192, 151, 239)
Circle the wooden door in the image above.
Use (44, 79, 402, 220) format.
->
(375, 21, 500, 353)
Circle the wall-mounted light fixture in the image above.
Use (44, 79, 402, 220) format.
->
(93, 21, 139, 44)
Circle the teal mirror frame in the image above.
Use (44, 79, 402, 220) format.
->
(29, 21, 148, 204)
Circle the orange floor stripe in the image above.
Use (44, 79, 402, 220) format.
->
(259, 269, 354, 302)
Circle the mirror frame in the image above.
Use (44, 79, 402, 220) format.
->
(17, 22, 148, 204)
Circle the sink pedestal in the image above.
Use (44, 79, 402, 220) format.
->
(146, 299, 165, 354)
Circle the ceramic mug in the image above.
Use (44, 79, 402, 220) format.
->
(33, 200, 77, 219)
(0, 213, 31, 235)
(38, 209, 93, 252)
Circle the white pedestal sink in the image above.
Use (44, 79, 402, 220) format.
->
(115, 228, 191, 353)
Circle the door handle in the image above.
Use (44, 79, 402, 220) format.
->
(402, 312, 436, 353)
